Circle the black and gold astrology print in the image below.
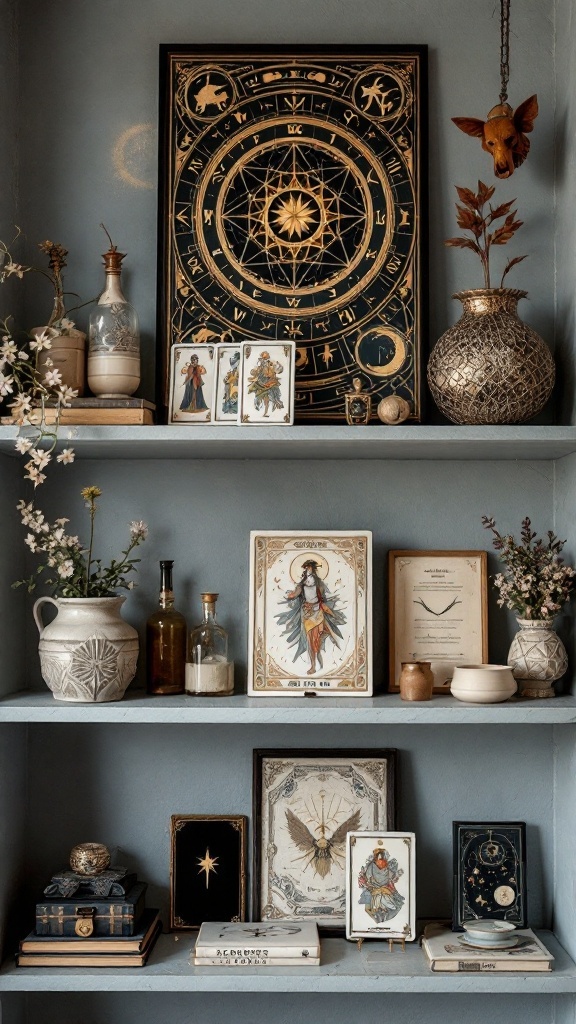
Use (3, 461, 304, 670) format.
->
(158, 46, 427, 422)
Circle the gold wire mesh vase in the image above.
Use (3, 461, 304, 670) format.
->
(427, 289, 555, 424)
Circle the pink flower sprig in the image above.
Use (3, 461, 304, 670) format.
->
(482, 515, 576, 620)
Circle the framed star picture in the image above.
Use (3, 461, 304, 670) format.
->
(157, 45, 427, 422)
(253, 749, 396, 933)
(170, 814, 247, 930)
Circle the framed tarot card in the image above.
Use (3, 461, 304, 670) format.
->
(157, 45, 427, 423)
(345, 831, 416, 941)
(238, 341, 295, 425)
(214, 344, 241, 422)
(388, 550, 488, 692)
(170, 814, 247, 929)
(168, 343, 216, 423)
(248, 530, 372, 695)
(452, 821, 527, 931)
(253, 749, 396, 932)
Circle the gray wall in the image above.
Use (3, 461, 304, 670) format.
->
(555, 0, 576, 424)
(14, 0, 556, 407)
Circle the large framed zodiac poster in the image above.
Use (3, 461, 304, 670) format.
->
(157, 45, 427, 422)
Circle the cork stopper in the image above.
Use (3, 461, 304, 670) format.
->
(102, 245, 127, 275)
(201, 592, 219, 604)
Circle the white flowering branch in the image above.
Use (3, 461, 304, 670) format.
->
(482, 515, 576, 619)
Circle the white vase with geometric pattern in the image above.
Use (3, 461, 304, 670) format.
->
(33, 596, 138, 703)
(507, 618, 568, 699)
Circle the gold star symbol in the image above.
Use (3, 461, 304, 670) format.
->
(273, 193, 317, 238)
(197, 847, 219, 889)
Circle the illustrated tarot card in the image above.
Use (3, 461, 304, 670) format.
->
(254, 749, 396, 931)
(248, 530, 372, 695)
(346, 831, 416, 941)
(214, 344, 241, 423)
(452, 821, 527, 930)
(168, 343, 216, 423)
(170, 815, 247, 929)
(238, 341, 295, 425)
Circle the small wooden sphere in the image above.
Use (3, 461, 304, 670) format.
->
(377, 396, 411, 424)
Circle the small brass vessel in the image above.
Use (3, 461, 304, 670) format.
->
(69, 842, 111, 876)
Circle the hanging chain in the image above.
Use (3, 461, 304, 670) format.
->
(500, 0, 510, 105)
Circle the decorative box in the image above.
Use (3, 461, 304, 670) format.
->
(43, 867, 137, 900)
(35, 881, 147, 937)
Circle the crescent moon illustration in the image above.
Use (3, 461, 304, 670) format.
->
(112, 123, 155, 190)
(355, 326, 407, 377)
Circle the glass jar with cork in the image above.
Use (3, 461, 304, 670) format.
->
(186, 593, 234, 697)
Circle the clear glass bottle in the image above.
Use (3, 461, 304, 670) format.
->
(146, 561, 187, 695)
(87, 239, 140, 398)
(186, 593, 234, 696)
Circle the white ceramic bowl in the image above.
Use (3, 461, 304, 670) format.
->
(450, 664, 517, 704)
(463, 920, 516, 941)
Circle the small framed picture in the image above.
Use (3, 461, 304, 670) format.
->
(253, 748, 396, 932)
(346, 831, 416, 942)
(239, 341, 295, 425)
(248, 530, 372, 695)
(452, 821, 527, 931)
(388, 550, 488, 692)
(214, 344, 241, 423)
(168, 343, 216, 423)
(170, 814, 247, 929)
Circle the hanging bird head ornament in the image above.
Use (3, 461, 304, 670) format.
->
(452, 0, 538, 178)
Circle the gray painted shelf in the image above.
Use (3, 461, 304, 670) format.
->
(1, 425, 576, 461)
(1, 690, 576, 723)
(0, 932, 572, 993)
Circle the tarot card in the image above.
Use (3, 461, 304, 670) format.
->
(214, 344, 241, 423)
(346, 831, 416, 941)
(169, 344, 215, 423)
(239, 341, 295, 425)
(248, 530, 372, 695)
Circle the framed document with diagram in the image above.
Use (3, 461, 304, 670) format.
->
(388, 550, 488, 693)
(248, 530, 372, 695)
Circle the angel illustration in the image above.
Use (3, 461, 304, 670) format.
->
(358, 848, 404, 923)
(276, 558, 346, 674)
(285, 801, 361, 878)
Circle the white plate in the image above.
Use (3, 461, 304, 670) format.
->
(459, 933, 519, 950)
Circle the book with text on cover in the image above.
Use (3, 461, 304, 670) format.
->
(422, 923, 554, 972)
(194, 921, 320, 966)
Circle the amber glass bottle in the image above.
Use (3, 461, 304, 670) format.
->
(146, 560, 186, 695)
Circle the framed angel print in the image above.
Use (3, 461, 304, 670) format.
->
(157, 45, 427, 422)
(170, 814, 247, 929)
(346, 831, 416, 942)
(248, 530, 372, 696)
(253, 749, 396, 933)
(388, 550, 488, 693)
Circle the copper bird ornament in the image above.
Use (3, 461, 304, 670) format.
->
(452, 95, 538, 179)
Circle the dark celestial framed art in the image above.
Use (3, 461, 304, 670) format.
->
(157, 45, 428, 422)
(452, 821, 527, 931)
(170, 814, 247, 930)
(253, 748, 396, 933)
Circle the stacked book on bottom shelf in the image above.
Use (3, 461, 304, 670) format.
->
(16, 864, 161, 968)
(422, 923, 555, 973)
(194, 921, 321, 967)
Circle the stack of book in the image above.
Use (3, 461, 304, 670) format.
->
(17, 908, 161, 967)
(194, 921, 321, 967)
(16, 866, 161, 968)
(42, 397, 156, 425)
(422, 923, 555, 972)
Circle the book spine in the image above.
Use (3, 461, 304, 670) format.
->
(427, 959, 550, 972)
(196, 945, 319, 958)
(194, 956, 321, 967)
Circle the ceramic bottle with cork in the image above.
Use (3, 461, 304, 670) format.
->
(186, 593, 234, 696)
(87, 228, 141, 398)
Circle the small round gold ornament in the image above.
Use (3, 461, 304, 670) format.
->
(377, 395, 411, 424)
(69, 842, 111, 876)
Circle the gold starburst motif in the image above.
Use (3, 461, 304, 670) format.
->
(273, 193, 318, 239)
(197, 847, 219, 889)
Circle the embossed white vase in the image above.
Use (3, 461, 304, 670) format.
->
(33, 596, 139, 703)
(507, 618, 568, 699)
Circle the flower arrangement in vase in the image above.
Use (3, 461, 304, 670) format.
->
(427, 181, 555, 425)
(482, 515, 575, 698)
(0, 229, 90, 410)
(15, 486, 148, 704)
